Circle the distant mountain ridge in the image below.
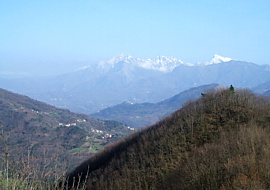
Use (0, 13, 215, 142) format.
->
(97, 53, 189, 72)
(91, 83, 219, 128)
(97, 54, 234, 72)
(1, 55, 270, 114)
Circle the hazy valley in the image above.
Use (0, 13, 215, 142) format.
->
(2, 54, 270, 129)
(2, 55, 270, 189)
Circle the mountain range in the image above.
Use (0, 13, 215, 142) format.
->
(2, 54, 270, 188)
(1, 54, 270, 116)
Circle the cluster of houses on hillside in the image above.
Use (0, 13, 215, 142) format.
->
(58, 122, 77, 127)
(91, 129, 112, 139)
(58, 118, 135, 140)
(127, 126, 135, 131)
(58, 118, 87, 127)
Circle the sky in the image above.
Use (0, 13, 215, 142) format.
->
(1, 0, 270, 76)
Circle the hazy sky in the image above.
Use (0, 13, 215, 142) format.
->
(1, 0, 270, 76)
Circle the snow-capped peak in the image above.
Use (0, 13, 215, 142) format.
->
(140, 56, 186, 72)
(107, 53, 135, 64)
(98, 54, 189, 72)
(98, 54, 137, 70)
(209, 54, 233, 65)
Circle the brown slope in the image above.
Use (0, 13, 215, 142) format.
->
(63, 87, 270, 189)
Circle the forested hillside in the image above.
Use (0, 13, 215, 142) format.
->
(63, 87, 270, 190)
(0, 88, 132, 172)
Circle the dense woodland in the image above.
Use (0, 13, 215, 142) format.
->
(63, 87, 270, 189)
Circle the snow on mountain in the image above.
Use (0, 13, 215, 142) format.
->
(140, 56, 189, 72)
(78, 54, 235, 74)
(74, 65, 93, 72)
(98, 54, 189, 73)
(98, 54, 138, 70)
(205, 54, 233, 65)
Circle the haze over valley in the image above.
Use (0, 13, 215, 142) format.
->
(2, 54, 270, 129)
(1, 1, 270, 189)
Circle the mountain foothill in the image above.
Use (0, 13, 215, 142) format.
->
(0, 88, 133, 173)
(63, 88, 270, 189)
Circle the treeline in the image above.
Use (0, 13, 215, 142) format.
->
(63, 88, 270, 189)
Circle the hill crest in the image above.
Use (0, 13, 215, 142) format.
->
(62, 88, 270, 189)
